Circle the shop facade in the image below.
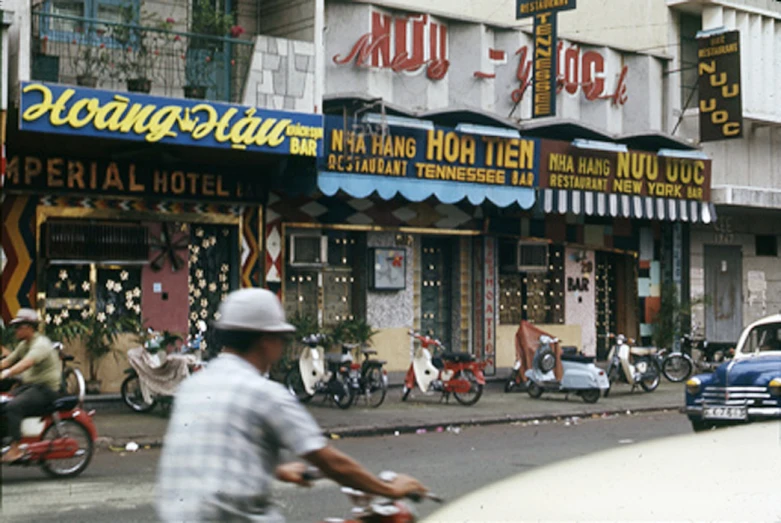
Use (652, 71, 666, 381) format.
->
(263, 1, 719, 375)
(1, 81, 323, 391)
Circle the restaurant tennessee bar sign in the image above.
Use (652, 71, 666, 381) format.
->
(4, 154, 265, 203)
(321, 117, 538, 189)
(18, 82, 324, 156)
(539, 141, 712, 201)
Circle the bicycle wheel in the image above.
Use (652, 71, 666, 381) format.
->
(62, 367, 86, 403)
(363, 367, 387, 408)
(662, 354, 693, 382)
(121, 374, 157, 413)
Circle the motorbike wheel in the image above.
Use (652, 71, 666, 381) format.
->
(662, 354, 693, 383)
(580, 389, 600, 404)
(40, 419, 94, 478)
(62, 367, 86, 402)
(285, 368, 313, 403)
(453, 370, 484, 406)
(527, 382, 544, 399)
(639, 359, 661, 392)
(504, 370, 518, 393)
(121, 374, 157, 413)
(333, 376, 355, 410)
(362, 367, 387, 408)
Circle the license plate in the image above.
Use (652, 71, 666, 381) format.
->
(703, 406, 747, 420)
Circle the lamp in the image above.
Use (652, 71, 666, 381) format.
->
(571, 139, 628, 153)
(657, 148, 710, 160)
(455, 123, 521, 139)
(361, 113, 434, 131)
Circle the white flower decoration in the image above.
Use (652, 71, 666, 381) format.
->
(208, 283, 217, 292)
(200, 298, 208, 307)
(81, 309, 90, 319)
(106, 303, 116, 314)
(196, 228, 204, 237)
(194, 289, 202, 298)
(196, 269, 204, 278)
(133, 288, 141, 298)
(120, 271, 129, 281)
(200, 309, 208, 319)
(134, 305, 141, 314)
(114, 283, 123, 293)
(126, 300, 134, 309)
(59, 270, 68, 280)
(106, 279, 115, 289)
(97, 312, 107, 323)
(190, 312, 198, 321)
(54, 316, 62, 326)
(214, 311, 221, 320)
(189, 297, 195, 306)
(201, 240, 209, 248)
(82, 281, 91, 292)
(61, 309, 70, 318)
(221, 264, 229, 273)
(221, 283, 229, 292)
(198, 279, 206, 289)
(45, 314, 52, 324)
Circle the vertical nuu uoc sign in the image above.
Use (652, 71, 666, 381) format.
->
(515, 0, 577, 119)
(697, 29, 743, 142)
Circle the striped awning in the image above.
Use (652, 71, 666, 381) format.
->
(538, 189, 717, 223)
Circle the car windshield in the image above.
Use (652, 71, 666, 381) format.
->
(742, 322, 781, 354)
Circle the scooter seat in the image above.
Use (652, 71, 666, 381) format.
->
(561, 353, 595, 364)
(561, 346, 578, 355)
(630, 347, 656, 356)
(325, 353, 343, 363)
(43, 396, 79, 414)
(440, 352, 475, 363)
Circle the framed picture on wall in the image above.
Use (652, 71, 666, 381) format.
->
(370, 247, 406, 290)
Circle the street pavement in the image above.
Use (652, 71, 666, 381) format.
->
(1, 410, 693, 522)
(86, 381, 686, 447)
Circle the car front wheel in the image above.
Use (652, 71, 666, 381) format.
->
(690, 419, 712, 433)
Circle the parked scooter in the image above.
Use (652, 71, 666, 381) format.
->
(604, 334, 661, 395)
(121, 327, 206, 413)
(523, 335, 609, 403)
(285, 334, 354, 409)
(342, 343, 389, 408)
(307, 468, 442, 523)
(0, 384, 97, 477)
(657, 332, 736, 382)
(401, 331, 489, 406)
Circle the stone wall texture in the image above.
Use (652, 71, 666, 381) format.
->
(243, 36, 315, 113)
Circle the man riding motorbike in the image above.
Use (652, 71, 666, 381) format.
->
(0, 308, 61, 463)
(156, 289, 428, 522)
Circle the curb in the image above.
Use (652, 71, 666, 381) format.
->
(96, 405, 685, 450)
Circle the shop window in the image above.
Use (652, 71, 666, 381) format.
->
(499, 242, 565, 326)
(44, 220, 149, 263)
(756, 235, 778, 257)
(284, 231, 359, 328)
(679, 13, 702, 110)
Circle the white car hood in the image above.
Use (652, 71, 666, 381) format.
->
(423, 422, 781, 522)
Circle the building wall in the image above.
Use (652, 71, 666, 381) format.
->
(259, 0, 315, 41)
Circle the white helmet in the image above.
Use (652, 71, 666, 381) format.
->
(213, 288, 295, 333)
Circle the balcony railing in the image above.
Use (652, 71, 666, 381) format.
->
(31, 11, 254, 104)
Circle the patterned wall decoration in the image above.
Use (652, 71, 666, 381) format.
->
(1, 195, 37, 322)
(264, 193, 284, 297)
(241, 207, 262, 288)
(38, 196, 244, 216)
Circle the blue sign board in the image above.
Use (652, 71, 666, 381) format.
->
(18, 82, 324, 157)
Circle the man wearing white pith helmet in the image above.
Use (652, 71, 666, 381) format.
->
(156, 288, 427, 522)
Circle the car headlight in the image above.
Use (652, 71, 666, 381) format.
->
(686, 377, 702, 396)
(769, 378, 781, 397)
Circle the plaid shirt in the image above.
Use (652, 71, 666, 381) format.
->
(156, 353, 326, 522)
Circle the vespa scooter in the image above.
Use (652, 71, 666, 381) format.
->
(285, 334, 354, 409)
(401, 331, 489, 406)
(604, 333, 661, 395)
(523, 335, 608, 403)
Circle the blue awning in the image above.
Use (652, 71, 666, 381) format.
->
(318, 172, 536, 209)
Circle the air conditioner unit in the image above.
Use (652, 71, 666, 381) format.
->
(517, 242, 549, 273)
(289, 234, 328, 266)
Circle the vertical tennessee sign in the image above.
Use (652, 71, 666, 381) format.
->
(516, 0, 577, 118)
(697, 30, 743, 142)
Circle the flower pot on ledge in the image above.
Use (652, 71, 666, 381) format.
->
(77, 74, 98, 88)
(127, 78, 152, 93)
(184, 85, 207, 99)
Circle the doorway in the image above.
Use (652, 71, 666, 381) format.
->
(421, 237, 453, 349)
(704, 245, 743, 343)
(595, 251, 638, 359)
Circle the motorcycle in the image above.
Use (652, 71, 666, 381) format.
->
(657, 333, 736, 382)
(401, 331, 489, 406)
(121, 328, 206, 413)
(308, 468, 442, 523)
(523, 335, 609, 404)
(285, 334, 354, 410)
(0, 386, 97, 478)
(604, 334, 661, 395)
(342, 343, 389, 408)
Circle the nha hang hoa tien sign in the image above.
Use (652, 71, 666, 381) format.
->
(321, 117, 539, 189)
(18, 82, 324, 156)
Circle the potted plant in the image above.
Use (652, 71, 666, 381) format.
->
(109, 5, 175, 93)
(651, 284, 709, 350)
(71, 30, 110, 87)
(77, 311, 141, 394)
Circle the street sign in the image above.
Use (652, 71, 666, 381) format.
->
(516, 0, 577, 119)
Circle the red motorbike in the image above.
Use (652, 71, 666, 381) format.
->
(1, 388, 97, 478)
(401, 331, 490, 406)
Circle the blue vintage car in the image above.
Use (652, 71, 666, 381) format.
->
(685, 314, 781, 431)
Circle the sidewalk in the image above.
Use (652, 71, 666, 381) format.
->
(89, 381, 686, 448)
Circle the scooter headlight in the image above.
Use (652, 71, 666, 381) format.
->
(686, 377, 701, 396)
(769, 378, 781, 397)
